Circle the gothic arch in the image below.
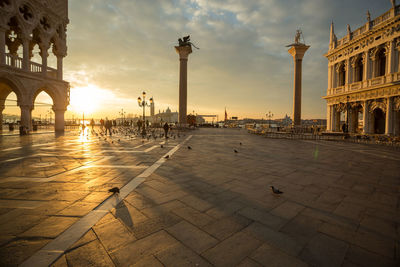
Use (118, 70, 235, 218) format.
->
(0, 73, 26, 105)
(30, 83, 62, 108)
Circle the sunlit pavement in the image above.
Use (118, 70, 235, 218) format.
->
(0, 128, 399, 266)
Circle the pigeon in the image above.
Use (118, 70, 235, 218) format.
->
(118, 139, 120, 142)
(108, 187, 120, 194)
(270, 186, 283, 194)
(161, 144, 164, 148)
(240, 142, 242, 145)
(234, 149, 238, 153)
(111, 141, 114, 144)
(164, 155, 170, 159)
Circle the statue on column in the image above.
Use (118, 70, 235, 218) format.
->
(294, 29, 302, 44)
(178, 35, 199, 49)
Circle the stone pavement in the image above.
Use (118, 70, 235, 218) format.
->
(0, 127, 399, 266)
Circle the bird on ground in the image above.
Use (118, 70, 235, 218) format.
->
(108, 187, 120, 194)
(187, 146, 192, 149)
(270, 186, 283, 195)
(118, 139, 120, 142)
(240, 142, 242, 145)
(164, 155, 170, 159)
(234, 149, 238, 153)
(111, 141, 114, 144)
(161, 144, 164, 148)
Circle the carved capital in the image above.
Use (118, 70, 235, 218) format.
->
(369, 99, 386, 112)
(393, 96, 400, 111)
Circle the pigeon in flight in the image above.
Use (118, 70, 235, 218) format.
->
(108, 187, 120, 194)
(270, 186, 283, 195)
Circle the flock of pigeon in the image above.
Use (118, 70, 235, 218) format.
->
(100, 133, 284, 197)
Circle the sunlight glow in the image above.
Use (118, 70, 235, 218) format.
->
(69, 84, 115, 115)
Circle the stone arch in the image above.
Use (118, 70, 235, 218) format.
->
(0, 74, 26, 105)
(30, 83, 62, 108)
(353, 56, 363, 82)
(373, 108, 386, 134)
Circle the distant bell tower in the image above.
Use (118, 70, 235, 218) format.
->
(150, 97, 155, 117)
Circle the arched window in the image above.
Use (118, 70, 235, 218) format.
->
(338, 63, 346, 86)
(376, 49, 386, 77)
(354, 57, 363, 82)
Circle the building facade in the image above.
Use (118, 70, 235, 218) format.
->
(324, 1, 400, 135)
(0, 0, 69, 132)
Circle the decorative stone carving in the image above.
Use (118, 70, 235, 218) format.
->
(369, 99, 387, 112)
(393, 96, 400, 110)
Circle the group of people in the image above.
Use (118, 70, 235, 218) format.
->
(89, 118, 172, 138)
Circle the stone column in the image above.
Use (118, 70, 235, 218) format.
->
(39, 42, 49, 76)
(0, 104, 4, 131)
(332, 64, 337, 88)
(385, 97, 393, 135)
(349, 107, 359, 133)
(53, 107, 66, 132)
(21, 35, 31, 71)
(345, 59, 351, 86)
(363, 51, 369, 81)
(175, 45, 192, 126)
(0, 26, 6, 65)
(20, 104, 33, 132)
(387, 41, 395, 74)
(362, 100, 369, 134)
(288, 44, 310, 126)
(326, 105, 332, 131)
(56, 55, 63, 80)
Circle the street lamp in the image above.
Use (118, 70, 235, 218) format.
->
(119, 108, 126, 126)
(266, 111, 273, 128)
(137, 91, 153, 137)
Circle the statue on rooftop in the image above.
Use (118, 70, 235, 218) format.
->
(294, 29, 302, 44)
(367, 10, 371, 22)
(391, 0, 396, 8)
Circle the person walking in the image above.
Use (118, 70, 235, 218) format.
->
(137, 120, 142, 134)
(105, 118, 112, 136)
(163, 122, 169, 139)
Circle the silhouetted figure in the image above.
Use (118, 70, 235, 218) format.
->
(90, 118, 95, 130)
(342, 123, 346, 133)
(105, 118, 112, 136)
(137, 120, 142, 134)
(163, 122, 169, 139)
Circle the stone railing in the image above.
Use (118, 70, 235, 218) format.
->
(328, 73, 399, 95)
(4, 53, 58, 79)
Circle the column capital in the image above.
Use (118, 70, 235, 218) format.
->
(20, 104, 34, 111)
(175, 45, 192, 60)
(287, 44, 310, 60)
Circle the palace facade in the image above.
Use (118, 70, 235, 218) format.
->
(324, 1, 400, 135)
(0, 0, 69, 132)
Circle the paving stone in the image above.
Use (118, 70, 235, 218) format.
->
(166, 220, 218, 254)
(180, 194, 213, 212)
(156, 243, 212, 267)
(344, 244, 397, 267)
(280, 214, 323, 245)
(66, 239, 115, 267)
(20, 216, 78, 238)
(172, 205, 214, 227)
(50, 254, 68, 267)
(110, 230, 179, 266)
(68, 229, 97, 251)
(132, 255, 164, 267)
(141, 200, 185, 218)
(250, 243, 308, 267)
(131, 213, 181, 239)
(360, 216, 397, 239)
(202, 231, 261, 267)
(300, 233, 349, 267)
(318, 222, 357, 244)
(237, 258, 263, 267)
(0, 238, 51, 266)
(0, 214, 44, 235)
(244, 222, 304, 256)
(93, 218, 136, 252)
(203, 214, 252, 241)
(334, 202, 366, 222)
(112, 200, 148, 228)
(270, 201, 305, 220)
(352, 229, 395, 259)
(58, 202, 99, 217)
(238, 207, 288, 231)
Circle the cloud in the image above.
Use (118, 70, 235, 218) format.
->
(64, 0, 391, 119)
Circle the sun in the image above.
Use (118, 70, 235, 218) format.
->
(69, 84, 110, 115)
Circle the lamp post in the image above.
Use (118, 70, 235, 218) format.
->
(137, 91, 153, 137)
(119, 108, 126, 126)
(266, 111, 273, 128)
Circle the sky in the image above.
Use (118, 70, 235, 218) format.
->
(8, 0, 390, 121)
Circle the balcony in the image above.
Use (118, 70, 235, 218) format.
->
(4, 53, 58, 79)
(328, 72, 400, 96)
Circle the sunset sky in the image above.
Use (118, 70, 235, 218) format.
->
(8, 0, 389, 121)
